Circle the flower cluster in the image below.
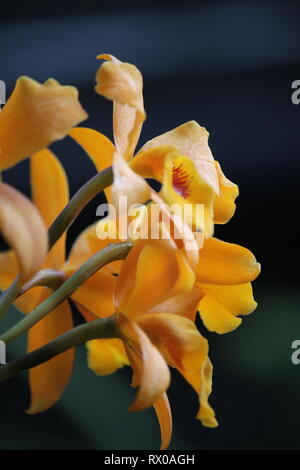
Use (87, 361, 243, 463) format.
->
(0, 55, 260, 449)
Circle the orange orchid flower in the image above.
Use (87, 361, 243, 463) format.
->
(65, 235, 216, 450)
(68, 54, 238, 237)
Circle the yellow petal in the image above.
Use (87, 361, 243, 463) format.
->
(0, 182, 48, 282)
(199, 294, 242, 334)
(0, 77, 87, 170)
(96, 54, 145, 160)
(213, 162, 239, 224)
(201, 282, 257, 317)
(136, 313, 217, 427)
(87, 337, 129, 375)
(70, 270, 116, 318)
(153, 393, 173, 450)
(68, 127, 115, 202)
(64, 222, 123, 276)
(30, 149, 69, 270)
(115, 240, 194, 318)
(139, 121, 219, 194)
(118, 314, 170, 411)
(198, 282, 257, 334)
(197, 237, 261, 285)
(27, 296, 74, 414)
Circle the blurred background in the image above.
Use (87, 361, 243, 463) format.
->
(1, 0, 300, 450)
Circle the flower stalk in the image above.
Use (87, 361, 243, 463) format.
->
(0, 316, 120, 382)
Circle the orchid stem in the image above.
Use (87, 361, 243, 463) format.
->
(48, 166, 113, 250)
(0, 316, 120, 382)
(0, 241, 131, 344)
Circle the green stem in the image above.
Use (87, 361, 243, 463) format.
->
(0, 316, 120, 382)
(0, 241, 131, 344)
(0, 276, 21, 319)
(48, 166, 113, 250)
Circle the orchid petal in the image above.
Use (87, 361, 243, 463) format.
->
(115, 240, 195, 318)
(0, 182, 48, 282)
(0, 77, 87, 170)
(136, 313, 217, 427)
(198, 282, 257, 334)
(118, 314, 170, 411)
(87, 337, 129, 376)
(213, 162, 239, 224)
(68, 127, 115, 201)
(153, 393, 173, 451)
(30, 149, 69, 270)
(96, 54, 145, 160)
(70, 270, 117, 319)
(197, 237, 261, 285)
(139, 121, 219, 194)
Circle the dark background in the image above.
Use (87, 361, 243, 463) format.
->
(1, 0, 300, 450)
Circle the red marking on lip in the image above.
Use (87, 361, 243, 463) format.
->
(172, 163, 191, 198)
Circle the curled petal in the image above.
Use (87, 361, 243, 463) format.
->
(153, 393, 173, 450)
(117, 314, 170, 411)
(87, 337, 129, 376)
(139, 121, 219, 194)
(199, 282, 257, 334)
(0, 182, 48, 282)
(213, 162, 239, 224)
(197, 237, 261, 285)
(96, 54, 145, 160)
(0, 77, 87, 170)
(136, 313, 217, 427)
